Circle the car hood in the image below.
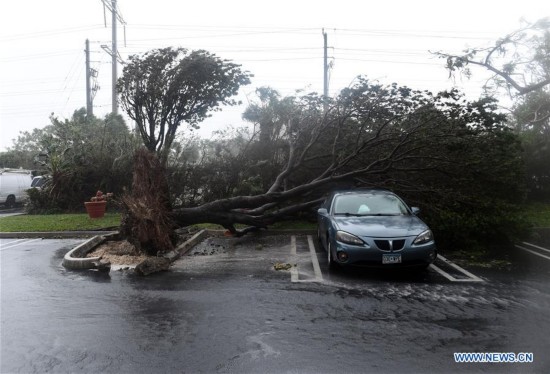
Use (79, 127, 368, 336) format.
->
(332, 215, 428, 238)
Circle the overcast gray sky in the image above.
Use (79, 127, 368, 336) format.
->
(1, 0, 548, 152)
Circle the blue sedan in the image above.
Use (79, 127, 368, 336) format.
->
(317, 189, 437, 269)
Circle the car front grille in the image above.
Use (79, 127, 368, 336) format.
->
(374, 239, 405, 252)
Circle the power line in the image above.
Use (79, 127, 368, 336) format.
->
(0, 25, 105, 42)
(334, 58, 441, 66)
(125, 23, 501, 39)
(0, 50, 84, 63)
(329, 29, 496, 40)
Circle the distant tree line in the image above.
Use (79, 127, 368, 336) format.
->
(0, 109, 138, 213)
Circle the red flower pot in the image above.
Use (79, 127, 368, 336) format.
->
(85, 201, 107, 218)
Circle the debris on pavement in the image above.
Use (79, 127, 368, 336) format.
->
(273, 262, 294, 271)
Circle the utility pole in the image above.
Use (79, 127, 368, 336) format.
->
(100, 0, 126, 115)
(85, 39, 99, 118)
(85, 39, 93, 117)
(322, 29, 329, 111)
(323, 29, 328, 99)
(111, 0, 118, 114)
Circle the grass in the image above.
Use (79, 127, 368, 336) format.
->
(0, 213, 316, 233)
(0, 213, 121, 232)
(522, 203, 550, 227)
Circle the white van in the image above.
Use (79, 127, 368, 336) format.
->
(0, 169, 33, 207)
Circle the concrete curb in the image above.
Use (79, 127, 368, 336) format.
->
(163, 229, 210, 261)
(61, 230, 210, 271)
(62, 233, 118, 270)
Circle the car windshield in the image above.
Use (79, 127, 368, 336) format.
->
(31, 177, 44, 188)
(332, 193, 409, 216)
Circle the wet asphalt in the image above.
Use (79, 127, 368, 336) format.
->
(1, 235, 550, 374)
(0, 207, 25, 218)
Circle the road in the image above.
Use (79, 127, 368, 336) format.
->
(0, 207, 25, 218)
(1, 235, 550, 373)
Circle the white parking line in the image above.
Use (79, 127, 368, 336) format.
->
(521, 242, 550, 254)
(429, 254, 484, 282)
(307, 235, 323, 282)
(289, 235, 323, 283)
(515, 242, 550, 261)
(0, 238, 28, 247)
(290, 236, 299, 283)
(288, 236, 482, 283)
(0, 238, 42, 251)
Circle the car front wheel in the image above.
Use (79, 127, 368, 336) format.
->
(317, 227, 324, 250)
(327, 241, 336, 270)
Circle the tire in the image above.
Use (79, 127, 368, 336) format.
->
(5, 195, 15, 208)
(317, 227, 324, 250)
(327, 241, 336, 270)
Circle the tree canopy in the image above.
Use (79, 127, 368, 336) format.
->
(434, 18, 550, 96)
(170, 81, 525, 248)
(117, 47, 252, 164)
(435, 18, 550, 201)
(512, 89, 550, 200)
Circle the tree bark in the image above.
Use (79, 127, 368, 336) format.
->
(120, 148, 176, 255)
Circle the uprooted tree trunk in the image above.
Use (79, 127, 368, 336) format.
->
(172, 193, 326, 236)
(120, 148, 176, 256)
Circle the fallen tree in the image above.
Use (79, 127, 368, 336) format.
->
(117, 47, 525, 255)
(170, 81, 525, 244)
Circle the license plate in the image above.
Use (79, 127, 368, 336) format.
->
(382, 253, 402, 264)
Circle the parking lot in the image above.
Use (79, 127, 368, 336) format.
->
(2, 234, 550, 373)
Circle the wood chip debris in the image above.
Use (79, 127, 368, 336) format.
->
(273, 262, 295, 271)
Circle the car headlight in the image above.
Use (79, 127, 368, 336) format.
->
(336, 231, 364, 245)
(413, 229, 434, 245)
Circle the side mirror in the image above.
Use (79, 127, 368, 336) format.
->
(317, 208, 328, 216)
(411, 207, 420, 215)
